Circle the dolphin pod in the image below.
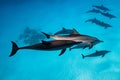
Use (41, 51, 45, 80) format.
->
(9, 28, 108, 59)
(9, 4, 113, 59)
(42, 29, 103, 49)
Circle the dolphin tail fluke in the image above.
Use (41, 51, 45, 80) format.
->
(9, 41, 19, 57)
(81, 54, 85, 59)
(41, 32, 50, 38)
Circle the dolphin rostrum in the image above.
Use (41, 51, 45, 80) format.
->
(81, 50, 110, 59)
(54, 27, 73, 35)
(42, 29, 102, 49)
(92, 5, 110, 12)
(9, 40, 81, 57)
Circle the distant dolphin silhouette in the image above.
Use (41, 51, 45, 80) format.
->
(86, 8, 101, 13)
(81, 50, 110, 59)
(54, 27, 73, 35)
(92, 5, 110, 12)
(85, 18, 112, 29)
(100, 12, 116, 19)
(9, 40, 81, 57)
(42, 29, 102, 49)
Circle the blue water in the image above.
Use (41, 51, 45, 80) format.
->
(1, 0, 120, 80)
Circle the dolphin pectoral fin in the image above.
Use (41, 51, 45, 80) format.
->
(83, 46, 87, 49)
(9, 41, 19, 57)
(102, 54, 105, 57)
(89, 43, 93, 49)
(59, 49, 66, 56)
(42, 40, 51, 45)
(81, 54, 85, 59)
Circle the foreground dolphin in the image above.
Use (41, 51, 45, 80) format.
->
(69, 40, 103, 51)
(92, 5, 110, 12)
(85, 18, 112, 29)
(42, 29, 102, 49)
(9, 40, 81, 57)
(54, 27, 73, 35)
(86, 8, 101, 13)
(100, 12, 116, 19)
(81, 50, 110, 59)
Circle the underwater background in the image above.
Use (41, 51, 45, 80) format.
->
(0, 0, 120, 80)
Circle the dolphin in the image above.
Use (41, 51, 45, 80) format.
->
(69, 39, 103, 51)
(9, 40, 81, 57)
(85, 18, 112, 29)
(42, 29, 102, 49)
(100, 12, 116, 19)
(54, 27, 73, 35)
(86, 8, 101, 13)
(92, 5, 110, 12)
(81, 50, 110, 59)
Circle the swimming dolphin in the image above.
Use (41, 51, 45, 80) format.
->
(9, 40, 81, 57)
(42, 29, 102, 49)
(81, 50, 110, 59)
(92, 5, 110, 12)
(86, 8, 101, 13)
(54, 27, 73, 35)
(100, 12, 116, 19)
(85, 18, 112, 29)
(69, 39, 103, 51)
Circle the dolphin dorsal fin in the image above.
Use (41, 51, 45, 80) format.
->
(62, 27, 66, 30)
(72, 28, 79, 35)
(42, 40, 50, 45)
